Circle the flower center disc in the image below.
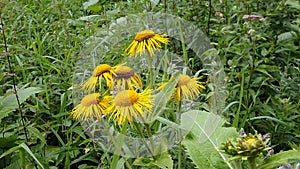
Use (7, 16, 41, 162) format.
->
(245, 138, 258, 145)
(114, 65, 135, 79)
(177, 75, 191, 87)
(93, 64, 111, 77)
(81, 93, 100, 106)
(115, 90, 139, 106)
(134, 30, 155, 42)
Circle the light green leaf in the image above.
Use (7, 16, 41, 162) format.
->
(146, 72, 179, 122)
(182, 110, 238, 169)
(87, 5, 102, 12)
(83, 0, 99, 10)
(285, 0, 300, 9)
(133, 152, 173, 169)
(0, 87, 42, 122)
(258, 150, 300, 169)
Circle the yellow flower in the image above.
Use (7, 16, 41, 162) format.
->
(158, 74, 205, 102)
(106, 90, 154, 125)
(126, 30, 169, 57)
(110, 65, 142, 91)
(82, 64, 115, 93)
(71, 93, 112, 121)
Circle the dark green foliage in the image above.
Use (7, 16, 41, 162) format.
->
(0, 0, 299, 168)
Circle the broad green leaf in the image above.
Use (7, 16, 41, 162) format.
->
(0, 87, 42, 122)
(277, 31, 297, 43)
(182, 110, 238, 169)
(285, 0, 300, 9)
(133, 152, 173, 169)
(258, 150, 300, 169)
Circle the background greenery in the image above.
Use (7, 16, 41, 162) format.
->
(0, 0, 299, 168)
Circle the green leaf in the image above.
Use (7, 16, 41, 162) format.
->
(27, 126, 46, 145)
(19, 143, 44, 169)
(285, 0, 300, 9)
(182, 110, 238, 169)
(277, 31, 297, 43)
(254, 68, 273, 78)
(0, 144, 22, 159)
(87, 5, 102, 12)
(146, 72, 179, 122)
(0, 135, 18, 149)
(133, 152, 173, 169)
(0, 87, 42, 122)
(258, 150, 300, 169)
(83, 0, 99, 10)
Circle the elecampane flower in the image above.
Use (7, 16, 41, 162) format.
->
(106, 89, 153, 125)
(110, 65, 142, 91)
(158, 74, 205, 102)
(126, 30, 169, 57)
(71, 93, 112, 120)
(82, 64, 115, 93)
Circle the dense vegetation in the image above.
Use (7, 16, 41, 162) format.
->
(1, 0, 299, 168)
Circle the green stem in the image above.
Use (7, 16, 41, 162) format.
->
(110, 121, 129, 169)
(177, 100, 182, 169)
(145, 123, 155, 153)
(233, 69, 244, 128)
(248, 157, 257, 169)
(133, 122, 155, 159)
(97, 120, 132, 169)
(233, 159, 242, 169)
(146, 56, 154, 89)
(178, 21, 188, 66)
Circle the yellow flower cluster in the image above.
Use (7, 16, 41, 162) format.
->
(72, 63, 153, 125)
(70, 30, 206, 125)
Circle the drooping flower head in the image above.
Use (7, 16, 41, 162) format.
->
(158, 74, 205, 102)
(82, 64, 115, 93)
(110, 65, 142, 91)
(71, 93, 112, 121)
(126, 30, 169, 57)
(106, 89, 154, 125)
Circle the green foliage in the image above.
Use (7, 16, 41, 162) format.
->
(0, 87, 42, 122)
(0, 0, 299, 168)
(182, 110, 239, 169)
(258, 150, 300, 169)
(133, 152, 173, 169)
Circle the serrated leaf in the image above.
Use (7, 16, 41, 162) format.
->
(0, 87, 42, 122)
(258, 150, 300, 169)
(182, 110, 238, 169)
